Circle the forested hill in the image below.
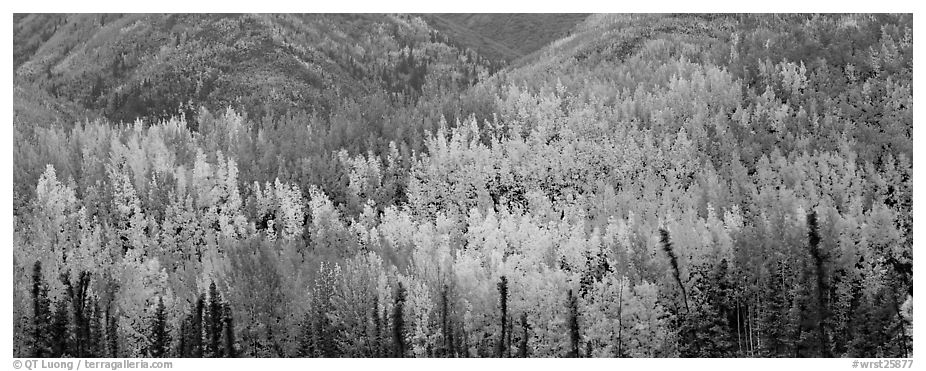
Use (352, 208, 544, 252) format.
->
(421, 14, 589, 62)
(13, 14, 913, 359)
(13, 13, 503, 213)
(13, 13, 503, 127)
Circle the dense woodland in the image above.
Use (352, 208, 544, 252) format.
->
(12, 13, 912, 358)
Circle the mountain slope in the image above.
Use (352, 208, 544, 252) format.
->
(486, 13, 911, 165)
(422, 13, 588, 62)
(13, 13, 498, 127)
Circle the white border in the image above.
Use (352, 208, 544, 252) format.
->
(5, 1, 920, 14)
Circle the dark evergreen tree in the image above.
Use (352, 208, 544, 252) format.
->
(149, 296, 171, 357)
(566, 289, 580, 358)
(309, 267, 337, 358)
(497, 275, 508, 357)
(660, 229, 688, 313)
(64, 271, 92, 357)
(207, 281, 223, 357)
(314, 306, 336, 357)
(757, 260, 798, 357)
(30, 261, 51, 358)
(265, 317, 284, 357)
(806, 211, 831, 357)
(105, 305, 119, 357)
(296, 312, 314, 357)
(373, 295, 383, 357)
(222, 302, 236, 358)
(50, 297, 71, 357)
(393, 282, 407, 358)
(189, 295, 205, 357)
(178, 319, 189, 357)
(518, 312, 529, 358)
(87, 300, 104, 357)
(678, 263, 736, 357)
(438, 284, 457, 357)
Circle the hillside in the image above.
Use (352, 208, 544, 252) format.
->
(13, 13, 500, 128)
(423, 13, 589, 62)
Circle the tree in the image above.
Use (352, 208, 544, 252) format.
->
(30, 261, 51, 357)
(497, 275, 509, 357)
(296, 312, 314, 357)
(678, 263, 736, 357)
(105, 305, 119, 357)
(660, 229, 688, 313)
(108, 159, 147, 254)
(87, 299, 104, 357)
(393, 282, 407, 357)
(112, 249, 171, 357)
(207, 281, 223, 357)
(63, 271, 94, 357)
(187, 295, 205, 357)
(309, 262, 338, 357)
(566, 289, 580, 358)
(407, 278, 434, 357)
(438, 285, 454, 357)
(373, 295, 384, 357)
(806, 211, 831, 357)
(50, 296, 70, 356)
(517, 312, 529, 358)
(222, 302, 236, 358)
(330, 252, 383, 357)
(149, 296, 171, 357)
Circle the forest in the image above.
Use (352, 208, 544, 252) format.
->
(11, 13, 913, 358)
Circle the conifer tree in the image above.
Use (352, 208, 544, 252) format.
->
(296, 312, 314, 357)
(439, 285, 455, 357)
(178, 319, 188, 357)
(311, 264, 338, 358)
(678, 264, 736, 357)
(566, 289, 580, 358)
(497, 276, 509, 357)
(617, 276, 625, 358)
(64, 271, 92, 357)
(207, 281, 223, 357)
(30, 261, 51, 358)
(393, 282, 407, 358)
(87, 299, 104, 358)
(518, 313, 529, 358)
(105, 305, 119, 357)
(222, 302, 235, 358)
(373, 296, 383, 357)
(149, 296, 171, 357)
(660, 229, 688, 313)
(50, 297, 70, 357)
(806, 211, 830, 357)
(190, 295, 205, 357)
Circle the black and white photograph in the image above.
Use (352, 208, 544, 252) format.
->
(6, 5, 918, 367)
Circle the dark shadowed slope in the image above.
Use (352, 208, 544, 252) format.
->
(422, 13, 589, 62)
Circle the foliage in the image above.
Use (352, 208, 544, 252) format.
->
(12, 13, 912, 358)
